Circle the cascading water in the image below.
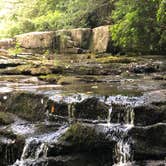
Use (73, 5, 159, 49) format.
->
(13, 126, 68, 166)
(102, 98, 136, 166)
(10, 94, 144, 166)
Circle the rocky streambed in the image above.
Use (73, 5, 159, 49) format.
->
(0, 52, 166, 166)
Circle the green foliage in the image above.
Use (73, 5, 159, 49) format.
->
(9, 42, 22, 56)
(0, 0, 113, 38)
(0, 0, 165, 54)
(111, 0, 166, 54)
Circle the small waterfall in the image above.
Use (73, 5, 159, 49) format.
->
(107, 107, 112, 125)
(105, 102, 134, 166)
(21, 138, 47, 160)
(110, 103, 135, 125)
(13, 126, 68, 166)
(114, 140, 132, 166)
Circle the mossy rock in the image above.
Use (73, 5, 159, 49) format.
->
(3, 93, 49, 122)
(57, 76, 81, 85)
(59, 123, 114, 151)
(0, 112, 15, 125)
(74, 97, 109, 120)
(96, 55, 136, 64)
(39, 74, 62, 83)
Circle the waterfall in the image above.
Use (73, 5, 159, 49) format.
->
(12, 126, 68, 166)
(107, 107, 112, 125)
(105, 102, 134, 166)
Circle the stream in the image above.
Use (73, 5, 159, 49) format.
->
(0, 54, 166, 166)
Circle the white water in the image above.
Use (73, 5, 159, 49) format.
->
(13, 126, 68, 166)
(103, 101, 135, 166)
(11, 94, 143, 166)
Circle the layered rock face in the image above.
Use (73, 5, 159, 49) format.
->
(1, 26, 111, 54)
(91, 25, 110, 53)
(15, 31, 56, 49)
(55, 29, 91, 54)
(0, 38, 15, 49)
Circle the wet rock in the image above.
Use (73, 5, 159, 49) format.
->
(110, 103, 134, 124)
(91, 25, 110, 53)
(74, 97, 109, 120)
(152, 73, 166, 80)
(47, 123, 114, 159)
(0, 93, 49, 122)
(0, 130, 24, 166)
(14, 154, 113, 166)
(0, 38, 15, 49)
(39, 74, 61, 83)
(48, 97, 110, 121)
(95, 55, 136, 64)
(47, 100, 68, 117)
(133, 103, 166, 126)
(130, 63, 158, 73)
(16, 31, 56, 50)
(0, 64, 62, 76)
(144, 90, 166, 104)
(129, 123, 166, 160)
(110, 101, 166, 126)
(134, 160, 166, 166)
(0, 112, 15, 125)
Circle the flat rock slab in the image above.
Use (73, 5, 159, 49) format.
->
(16, 31, 56, 49)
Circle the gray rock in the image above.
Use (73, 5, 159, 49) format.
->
(129, 123, 166, 160)
(16, 31, 56, 49)
(0, 38, 15, 49)
(91, 25, 110, 53)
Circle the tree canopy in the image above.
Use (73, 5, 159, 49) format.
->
(0, 0, 165, 54)
(111, 0, 166, 54)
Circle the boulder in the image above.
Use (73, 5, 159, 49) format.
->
(0, 38, 15, 49)
(91, 25, 110, 53)
(15, 31, 56, 49)
(47, 123, 114, 164)
(129, 123, 166, 160)
(130, 63, 158, 73)
(0, 93, 49, 122)
(133, 103, 166, 126)
(110, 102, 166, 126)
(70, 28, 91, 49)
(74, 97, 109, 120)
(0, 112, 15, 125)
(48, 97, 109, 121)
(55, 28, 91, 54)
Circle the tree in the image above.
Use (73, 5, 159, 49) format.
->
(111, 0, 166, 54)
(0, 0, 114, 38)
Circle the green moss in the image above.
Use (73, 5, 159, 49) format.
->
(96, 55, 136, 64)
(7, 93, 48, 122)
(0, 112, 14, 125)
(39, 74, 62, 83)
(57, 76, 81, 85)
(60, 123, 104, 147)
